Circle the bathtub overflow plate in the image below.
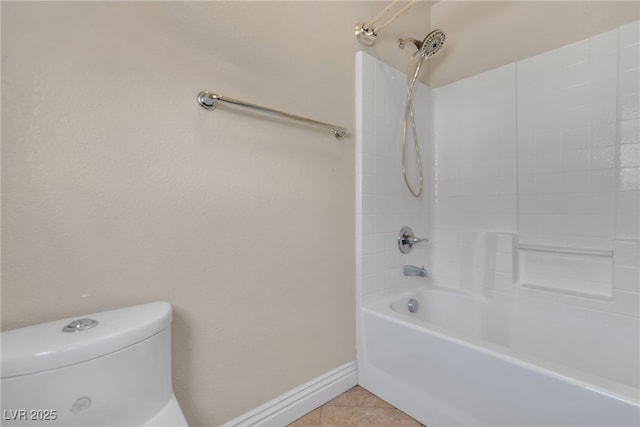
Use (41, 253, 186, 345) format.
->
(408, 298, 419, 313)
(63, 318, 99, 332)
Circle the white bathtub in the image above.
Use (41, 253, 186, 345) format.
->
(358, 286, 640, 426)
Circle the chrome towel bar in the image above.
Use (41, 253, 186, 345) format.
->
(197, 91, 347, 140)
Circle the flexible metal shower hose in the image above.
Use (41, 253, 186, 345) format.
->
(402, 50, 425, 197)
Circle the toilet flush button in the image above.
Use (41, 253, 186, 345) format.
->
(63, 318, 99, 332)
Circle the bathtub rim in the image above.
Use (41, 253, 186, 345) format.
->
(363, 286, 640, 407)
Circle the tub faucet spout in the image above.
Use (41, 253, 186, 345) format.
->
(403, 265, 428, 277)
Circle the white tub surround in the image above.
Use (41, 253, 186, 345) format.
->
(356, 20, 640, 427)
(355, 51, 433, 306)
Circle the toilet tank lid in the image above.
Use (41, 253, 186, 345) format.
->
(1, 302, 172, 378)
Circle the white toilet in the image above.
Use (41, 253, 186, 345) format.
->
(1, 302, 188, 426)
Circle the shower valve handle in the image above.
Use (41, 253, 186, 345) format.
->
(398, 226, 428, 254)
(405, 236, 422, 245)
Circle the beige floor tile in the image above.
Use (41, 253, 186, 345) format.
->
(324, 386, 394, 409)
(320, 405, 422, 427)
(286, 386, 426, 427)
(288, 407, 321, 427)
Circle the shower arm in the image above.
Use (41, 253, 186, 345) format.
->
(398, 38, 423, 51)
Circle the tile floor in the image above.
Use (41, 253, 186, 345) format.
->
(286, 386, 425, 427)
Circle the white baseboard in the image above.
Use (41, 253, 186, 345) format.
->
(223, 361, 357, 427)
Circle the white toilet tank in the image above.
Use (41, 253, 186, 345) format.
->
(1, 302, 188, 426)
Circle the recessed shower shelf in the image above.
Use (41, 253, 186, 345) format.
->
(515, 243, 613, 258)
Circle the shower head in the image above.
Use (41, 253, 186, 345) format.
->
(399, 29, 446, 58)
(399, 28, 446, 198)
(420, 29, 445, 58)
